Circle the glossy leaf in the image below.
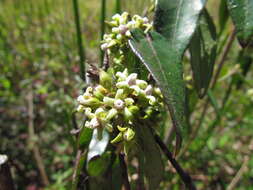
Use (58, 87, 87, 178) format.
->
(129, 29, 185, 144)
(136, 124, 164, 190)
(154, 0, 206, 51)
(189, 9, 217, 98)
(227, 0, 253, 47)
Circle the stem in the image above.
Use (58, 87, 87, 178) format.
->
(72, 0, 86, 81)
(154, 134, 197, 190)
(27, 88, 49, 186)
(115, 0, 121, 13)
(119, 153, 131, 190)
(100, 0, 106, 66)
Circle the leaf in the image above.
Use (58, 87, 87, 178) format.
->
(189, 9, 217, 98)
(227, 0, 253, 47)
(87, 152, 111, 177)
(78, 127, 93, 148)
(135, 124, 164, 190)
(219, 0, 229, 35)
(129, 29, 185, 146)
(154, 0, 206, 51)
(87, 129, 109, 162)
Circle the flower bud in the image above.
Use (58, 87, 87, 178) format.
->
(144, 85, 153, 95)
(115, 89, 125, 99)
(147, 95, 156, 105)
(101, 43, 108, 51)
(123, 128, 135, 141)
(123, 107, 133, 121)
(125, 98, 134, 106)
(85, 108, 95, 119)
(112, 27, 120, 33)
(77, 105, 84, 113)
(126, 73, 137, 86)
(111, 132, 123, 144)
(106, 108, 118, 121)
(128, 105, 139, 115)
(103, 97, 115, 106)
(116, 81, 128, 88)
(136, 79, 148, 89)
(105, 123, 113, 132)
(99, 70, 113, 89)
(90, 117, 100, 128)
(117, 125, 127, 132)
(119, 24, 128, 35)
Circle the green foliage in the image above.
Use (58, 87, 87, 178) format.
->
(1, 0, 253, 190)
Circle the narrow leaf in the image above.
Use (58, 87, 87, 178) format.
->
(189, 9, 217, 98)
(227, 0, 253, 47)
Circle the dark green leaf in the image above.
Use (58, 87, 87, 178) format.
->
(87, 152, 111, 177)
(227, 0, 253, 47)
(154, 0, 206, 51)
(129, 30, 185, 145)
(78, 127, 93, 148)
(136, 124, 164, 190)
(189, 9, 217, 98)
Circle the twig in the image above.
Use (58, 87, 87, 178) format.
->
(227, 156, 249, 190)
(27, 88, 50, 186)
(154, 134, 197, 190)
(119, 153, 131, 190)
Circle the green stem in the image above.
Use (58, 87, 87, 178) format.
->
(100, 0, 106, 66)
(72, 0, 86, 81)
(115, 0, 121, 14)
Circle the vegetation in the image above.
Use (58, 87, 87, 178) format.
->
(0, 0, 253, 189)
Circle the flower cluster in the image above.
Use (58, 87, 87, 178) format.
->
(101, 12, 152, 64)
(77, 69, 164, 146)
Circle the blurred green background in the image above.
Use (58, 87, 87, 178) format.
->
(0, 0, 253, 189)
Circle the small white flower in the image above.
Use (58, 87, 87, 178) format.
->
(90, 117, 100, 128)
(118, 25, 128, 35)
(114, 99, 125, 109)
(77, 95, 86, 104)
(116, 81, 128, 88)
(136, 79, 148, 89)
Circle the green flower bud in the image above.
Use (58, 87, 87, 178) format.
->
(111, 132, 123, 144)
(123, 107, 133, 121)
(117, 125, 127, 132)
(85, 108, 95, 119)
(106, 108, 118, 121)
(147, 95, 156, 105)
(115, 89, 124, 99)
(125, 98, 134, 106)
(136, 79, 148, 89)
(79, 97, 101, 107)
(103, 97, 115, 106)
(128, 105, 139, 115)
(77, 105, 84, 113)
(99, 70, 113, 89)
(123, 128, 135, 141)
